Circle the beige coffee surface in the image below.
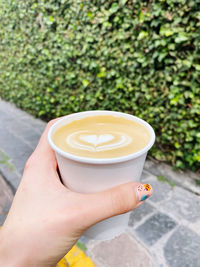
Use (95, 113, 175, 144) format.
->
(52, 115, 150, 159)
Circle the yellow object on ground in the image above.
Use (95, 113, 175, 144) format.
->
(58, 245, 95, 267)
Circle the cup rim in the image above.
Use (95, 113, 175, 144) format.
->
(48, 110, 155, 164)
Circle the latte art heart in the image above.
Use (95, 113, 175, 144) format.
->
(80, 134, 114, 146)
(66, 131, 132, 152)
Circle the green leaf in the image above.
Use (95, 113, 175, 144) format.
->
(182, 60, 192, 68)
(169, 181, 175, 187)
(87, 11, 93, 20)
(0, 150, 15, 171)
(97, 67, 106, 78)
(175, 33, 189, 43)
(160, 26, 174, 37)
(157, 175, 167, 182)
(120, 0, 128, 6)
(109, 3, 119, 14)
(174, 142, 181, 148)
(82, 79, 90, 87)
(76, 241, 87, 252)
(194, 64, 200, 71)
(138, 31, 149, 40)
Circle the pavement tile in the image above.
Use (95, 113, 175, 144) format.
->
(0, 99, 27, 117)
(0, 147, 22, 189)
(0, 129, 33, 173)
(0, 99, 46, 134)
(160, 186, 200, 222)
(128, 202, 156, 227)
(12, 148, 33, 174)
(22, 116, 46, 134)
(0, 174, 13, 225)
(22, 130, 41, 149)
(0, 110, 15, 125)
(164, 226, 200, 267)
(146, 179, 173, 203)
(135, 212, 177, 246)
(0, 203, 12, 225)
(90, 233, 152, 267)
(6, 119, 41, 148)
(141, 170, 153, 181)
(0, 163, 21, 190)
(187, 219, 200, 236)
(0, 128, 31, 159)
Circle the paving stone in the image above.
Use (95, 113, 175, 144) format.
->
(136, 212, 177, 246)
(164, 226, 200, 267)
(187, 219, 200, 236)
(0, 99, 45, 133)
(27, 134, 41, 149)
(79, 235, 90, 245)
(0, 202, 12, 225)
(146, 179, 173, 203)
(0, 151, 4, 162)
(160, 186, 200, 222)
(144, 159, 200, 195)
(2, 113, 42, 149)
(0, 147, 21, 189)
(0, 100, 14, 114)
(0, 164, 21, 190)
(22, 116, 46, 134)
(6, 120, 40, 146)
(141, 170, 153, 181)
(12, 148, 33, 174)
(21, 129, 41, 149)
(90, 233, 152, 267)
(0, 128, 31, 159)
(0, 129, 33, 172)
(0, 110, 15, 126)
(0, 174, 13, 225)
(0, 99, 27, 117)
(128, 202, 156, 227)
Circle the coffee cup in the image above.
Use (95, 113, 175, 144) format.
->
(48, 111, 155, 240)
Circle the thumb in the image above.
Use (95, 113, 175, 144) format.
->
(82, 182, 153, 228)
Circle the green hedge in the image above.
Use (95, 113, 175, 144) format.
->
(0, 0, 200, 171)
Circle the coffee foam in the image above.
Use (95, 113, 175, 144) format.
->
(66, 131, 132, 152)
(52, 115, 150, 159)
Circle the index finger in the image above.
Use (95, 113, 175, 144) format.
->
(28, 117, 63, 169)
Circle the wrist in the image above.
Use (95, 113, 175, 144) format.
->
(0, 226, 31, 267)
(0, 227, 57, 267)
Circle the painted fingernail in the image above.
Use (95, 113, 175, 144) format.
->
(135, 184, 153, 203)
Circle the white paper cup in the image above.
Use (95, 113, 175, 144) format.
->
(48, 111, 155, 240)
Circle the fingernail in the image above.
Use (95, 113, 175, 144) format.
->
(135, 184, 153, 203)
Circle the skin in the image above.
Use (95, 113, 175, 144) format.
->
(0, 119, 153, 267)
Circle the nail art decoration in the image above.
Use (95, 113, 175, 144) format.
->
(140, 195, 149, 201)
(135, 184, 152, 203)
(144, 184, 151, 191)
(137, 185, 143, 192)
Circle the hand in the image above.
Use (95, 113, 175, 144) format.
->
(0, 119, 153, 267)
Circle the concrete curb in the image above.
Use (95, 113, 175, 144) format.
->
(144, 160, 200, 195)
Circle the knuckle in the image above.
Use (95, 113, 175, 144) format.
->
(46, 118, 60, 131)
(47, 119, 56, 128)
(24, 155, 36, 170)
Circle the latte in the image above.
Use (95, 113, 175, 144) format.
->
(52, 115, 150, 159)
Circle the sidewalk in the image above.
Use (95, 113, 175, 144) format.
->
(0, 98, 200, 267)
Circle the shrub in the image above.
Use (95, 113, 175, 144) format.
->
(0, 0, 200, 171)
